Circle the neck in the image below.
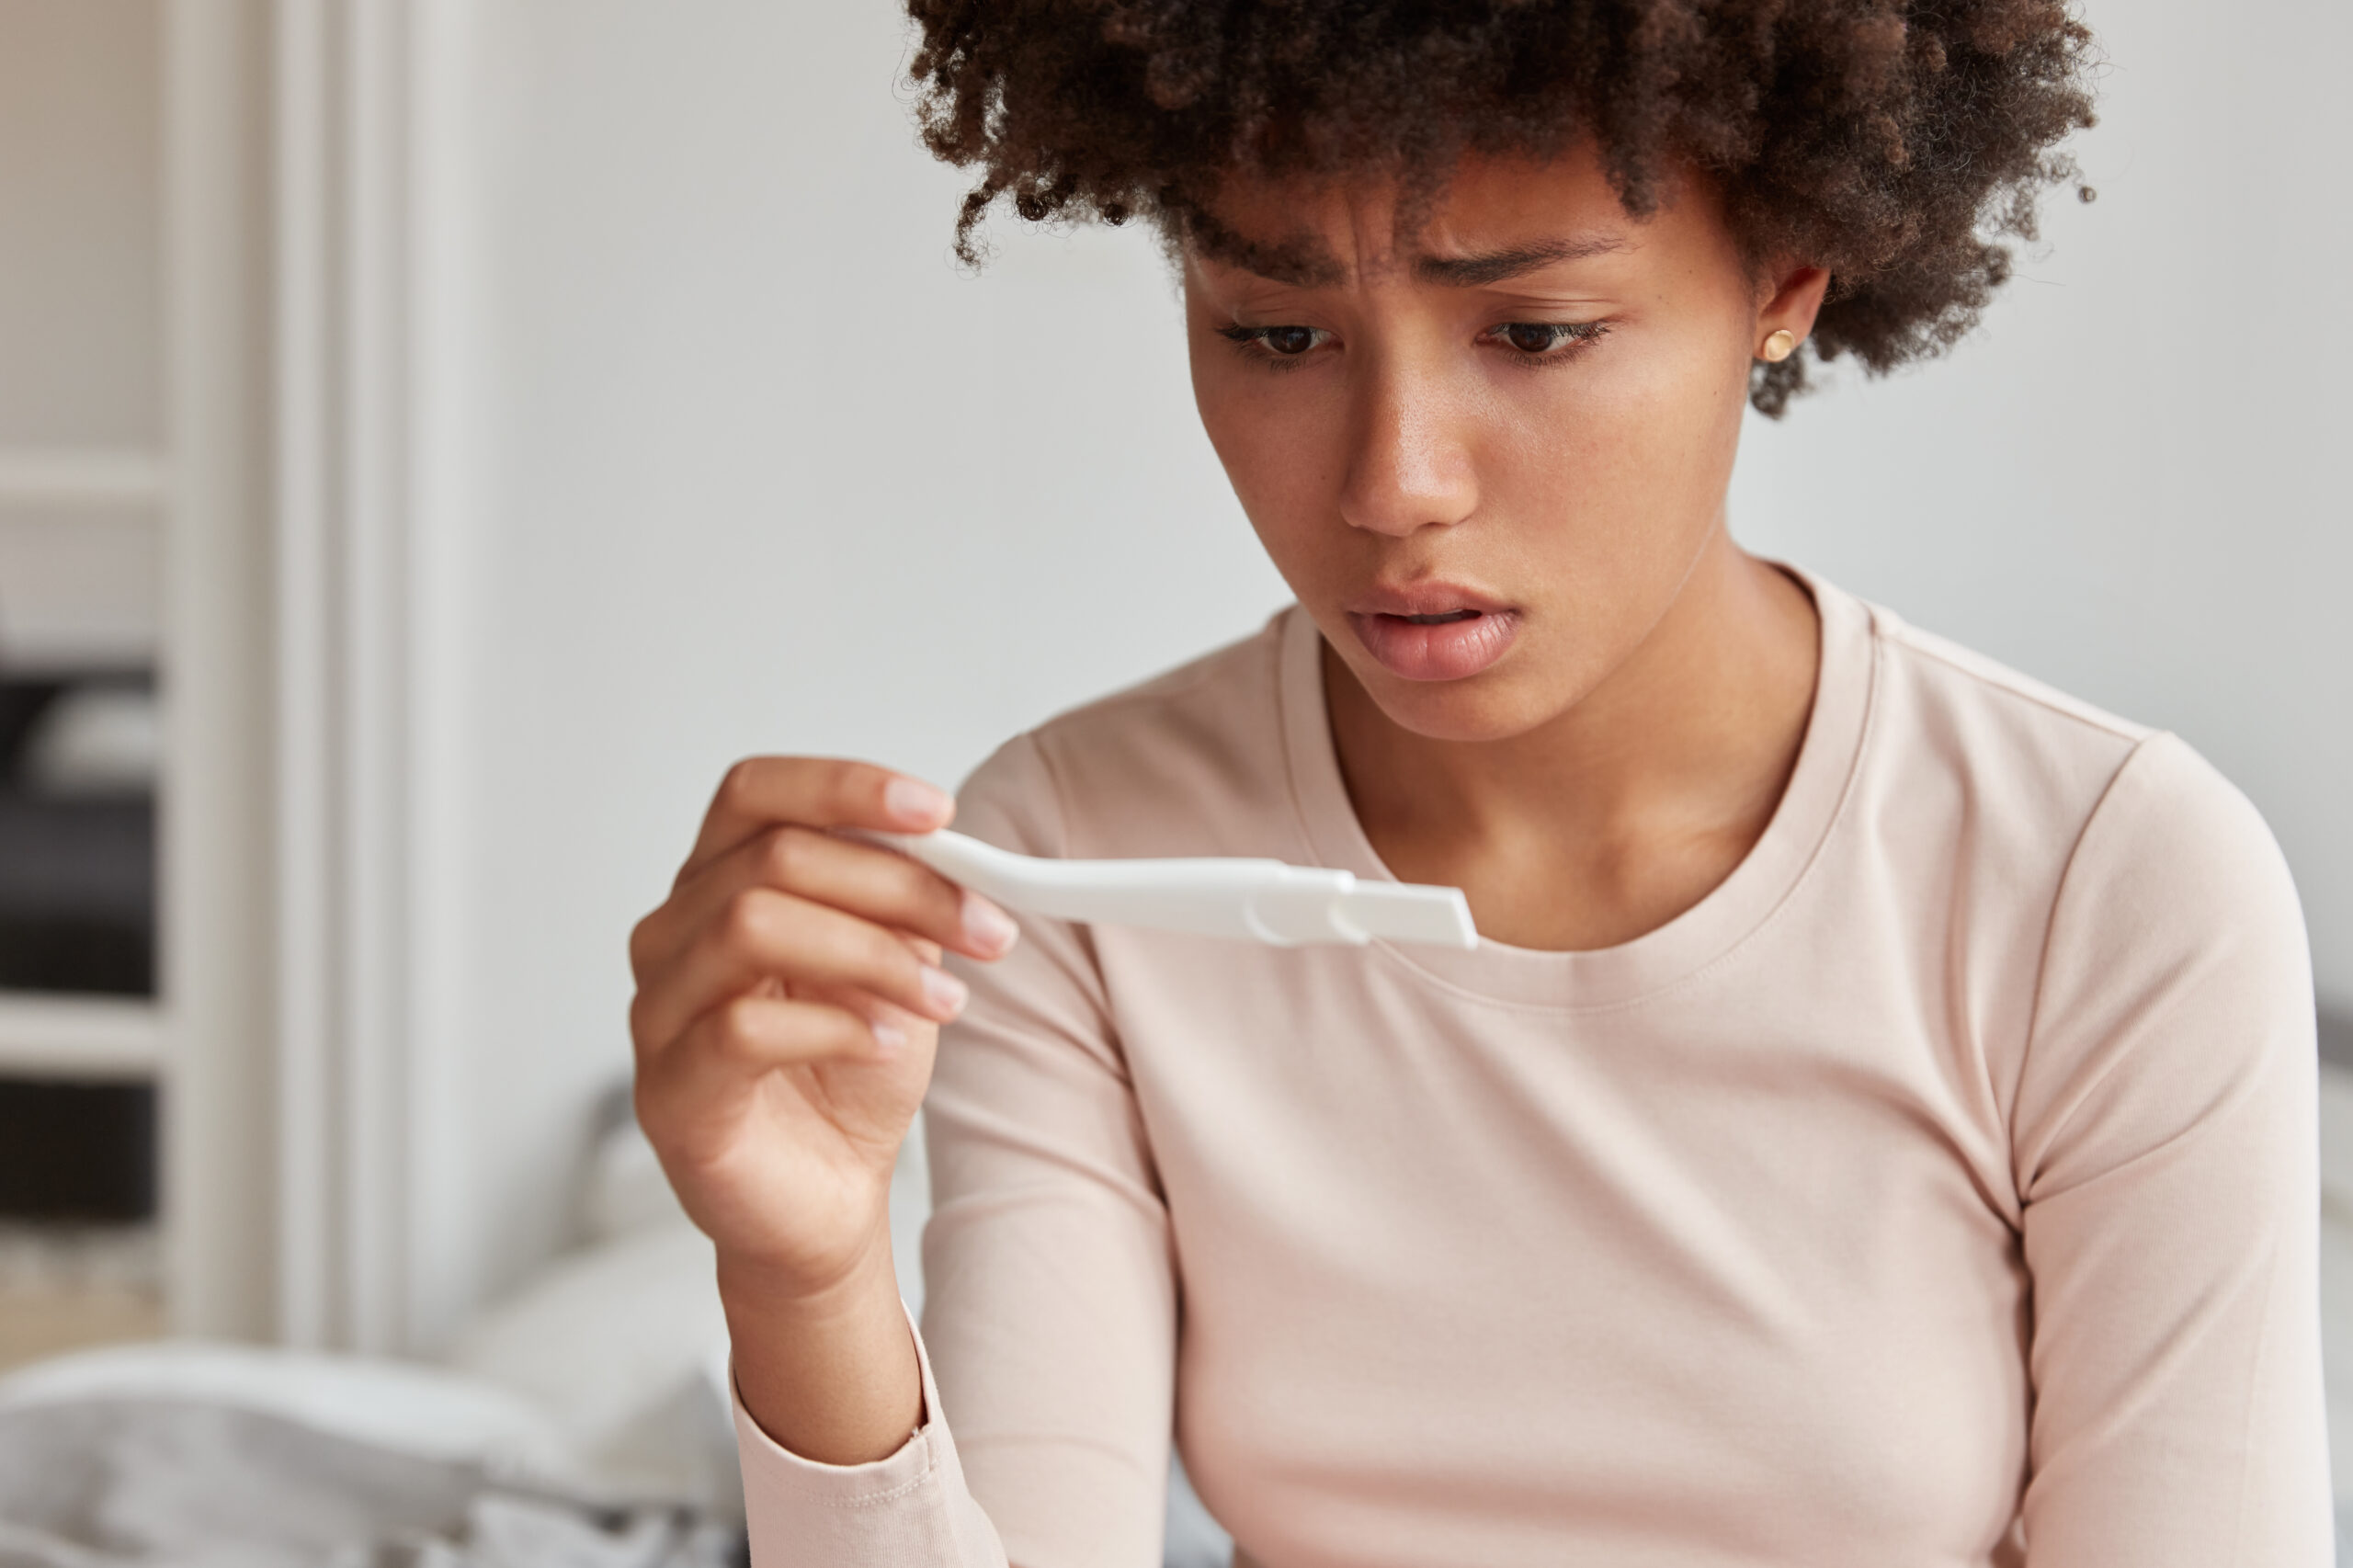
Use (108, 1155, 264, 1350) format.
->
(1324, 528, 1820, 950)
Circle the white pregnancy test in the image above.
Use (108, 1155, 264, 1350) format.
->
(860, 829, 1479, 950)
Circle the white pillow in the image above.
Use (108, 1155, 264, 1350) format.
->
(439, 1220, 739, 1514)
(0, 1340, 569, 1475)
(503, 1098, 932, 1516)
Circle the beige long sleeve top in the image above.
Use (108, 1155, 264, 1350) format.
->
(734, 574, 2332, 1566)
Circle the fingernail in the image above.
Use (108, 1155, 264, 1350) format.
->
(884, 777, 952, 828)
(961, 892, 1019, 955)
(920, 964, 968, 1018)
(870, 1019, 907, 1052)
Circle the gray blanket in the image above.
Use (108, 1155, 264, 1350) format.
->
(0, 1401, 743, 1568)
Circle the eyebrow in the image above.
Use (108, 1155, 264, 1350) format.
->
(1217, 231, 1629, 290)
(1412, 234, 1630, 287)
(1229, 247, 1346, 289)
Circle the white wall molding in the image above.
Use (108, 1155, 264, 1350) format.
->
(271, 0, 457, 1355)
(161, 0, 275, 1341)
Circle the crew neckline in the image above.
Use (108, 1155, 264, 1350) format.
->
(1275, 568, 1878, 1012)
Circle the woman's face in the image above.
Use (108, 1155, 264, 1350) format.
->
(1186, 146, 1822, 744)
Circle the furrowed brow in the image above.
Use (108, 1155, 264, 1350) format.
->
(1228, 246, 1346, 288)
(1413, 235, 1629, 288)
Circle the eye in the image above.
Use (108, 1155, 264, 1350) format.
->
(1219, 324, 1333, 362)
(1484, 322, 1608, 360)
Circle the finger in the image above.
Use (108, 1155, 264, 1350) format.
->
(684, 757, 954, 880)
(791, 979, 932, 1053)
(644, 825, 1017, 977)
(632, 886, 968, 1053)
(643, 994, 886, 1114)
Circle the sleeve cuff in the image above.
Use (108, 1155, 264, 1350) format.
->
(730, 1296, 952, 1504)
(731, 1299, 1006, 1565)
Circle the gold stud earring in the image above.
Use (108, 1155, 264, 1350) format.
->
(1759, 329, 1797, 363)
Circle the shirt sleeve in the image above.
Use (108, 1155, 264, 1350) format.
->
(729, 730, 1176, 1568)
(921, 730, 1179, 1568)
(2011, 731, 2333, 1564)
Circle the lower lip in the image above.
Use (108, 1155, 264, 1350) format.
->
(1347, 609, 1520, 682)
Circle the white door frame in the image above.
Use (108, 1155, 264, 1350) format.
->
(268, 0, 462, 1354)
(159, 0, 275, 1343)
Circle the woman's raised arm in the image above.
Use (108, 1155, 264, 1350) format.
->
(668, 738, 1178, 1566)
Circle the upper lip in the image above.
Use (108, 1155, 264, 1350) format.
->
(1346, 582, 1515, 619)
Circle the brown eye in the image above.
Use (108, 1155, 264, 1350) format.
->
(1218, 323, 1335, 364)
(1483, 321, 1608, 362)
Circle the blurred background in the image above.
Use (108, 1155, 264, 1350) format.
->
(0, 0, 2347, 1556)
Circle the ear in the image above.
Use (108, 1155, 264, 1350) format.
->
(1757, 264, 1831, 347)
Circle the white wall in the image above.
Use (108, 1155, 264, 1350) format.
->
(0, 0, 160, 450)
(423, 0, 1286, 1339)
(418, 0, 2351, 1337)
(0, 0, 162, 671)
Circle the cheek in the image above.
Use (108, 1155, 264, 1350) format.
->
(1495, 328, 1746, 567)
(1188, 345, 1347, 551)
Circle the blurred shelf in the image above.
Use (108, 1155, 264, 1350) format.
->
(0, 994, 159, 1078)
(0, 449, 167, 508)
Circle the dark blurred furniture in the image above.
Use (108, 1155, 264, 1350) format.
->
(0, 1077, 154, 1221)
(0, 675, 153, 996)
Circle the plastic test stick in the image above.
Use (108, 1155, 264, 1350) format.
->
(858, 829, 1479, 950)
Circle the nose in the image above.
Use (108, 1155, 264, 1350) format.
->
(1336, 350, 1479, 538)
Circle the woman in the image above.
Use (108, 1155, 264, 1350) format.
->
(627, 2, 2330, 1562)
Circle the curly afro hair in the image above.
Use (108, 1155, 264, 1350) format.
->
(904, 0, 2098, 415)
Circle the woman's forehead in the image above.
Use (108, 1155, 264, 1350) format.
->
(1188, 150, 1684, 290)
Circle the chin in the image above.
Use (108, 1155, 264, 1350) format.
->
(1356, 668, 1574, 746)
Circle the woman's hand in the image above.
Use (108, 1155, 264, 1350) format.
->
(628, 756, 1018, 1312)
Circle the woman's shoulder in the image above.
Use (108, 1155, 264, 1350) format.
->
(2009, 725, 2312, 1198)
(1860, 597, 2150, 766)
(1824, 592, 2311, 1165)
(1849, 589, 2303, 1005)
(1843, 596, 2151, 869)
(951, 608, 1302, 859)
(1851, 597, 2279, 882)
